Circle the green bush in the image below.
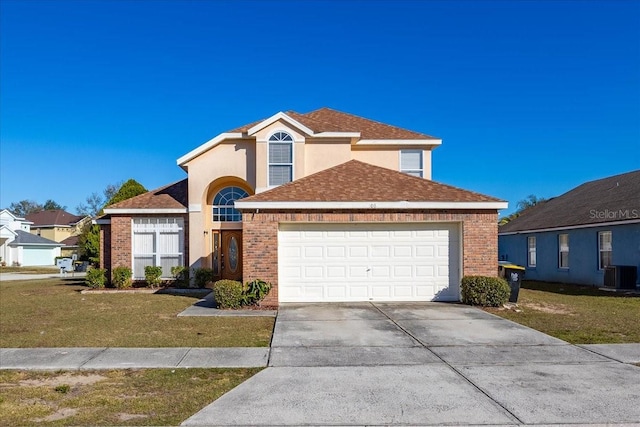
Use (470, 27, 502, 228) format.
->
(213, 280, 243, 309)
(171, 266, 190, 288)
(461, 275, 510, 307)
(193, 268, 214, 289)
(242, 279, 271, 306)
(85, 268, 106, 289)
(144, 266, 163, 288)
(112, 266, 133, 289)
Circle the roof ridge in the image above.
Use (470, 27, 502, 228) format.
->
(303, 107, 436, 139)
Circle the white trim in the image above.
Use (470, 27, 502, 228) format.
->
(177, 132, 244, 166)
(10, 242, 63, 247)
(0, 225, 18, 238)
(314, 131, 361, 138)
(355, 139, 442, 146)
(93, 219, 111, 225)
(247, 112, 315, 136)
(498, 218, 640, 235)
(235, 201, 508, 210)
(103, 208, 188, 214)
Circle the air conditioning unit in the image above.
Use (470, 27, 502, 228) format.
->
(603, 266, 638, 289)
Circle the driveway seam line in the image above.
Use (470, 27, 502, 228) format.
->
(370, 303, 525, 425)
(176, 348, 192, 367)
(266, 310, 279, 366)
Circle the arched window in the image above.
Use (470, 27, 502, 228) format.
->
(212, 187, 249, 222)
(268, 131, 293, 186)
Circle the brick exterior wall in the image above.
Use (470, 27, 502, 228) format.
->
(241, 210, 499, 307)
(100, 214, 189, 284)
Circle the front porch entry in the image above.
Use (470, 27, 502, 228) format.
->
(212, 229, 243, 281)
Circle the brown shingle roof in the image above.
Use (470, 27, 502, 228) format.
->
(26, 210, 86, 227)
(107, 179, 188, 210)
(61, 235, 79, 247)
(240, 160, 502, 203)
(499, 170, 640, 233)
(227, 107, 437, 140)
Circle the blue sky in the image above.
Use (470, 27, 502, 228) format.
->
(1, 0, 638, 216)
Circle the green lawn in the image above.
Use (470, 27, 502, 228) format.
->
(0, 279, 274, 347)
(0, 368, 261, 426)
(487, 281, 640, 344)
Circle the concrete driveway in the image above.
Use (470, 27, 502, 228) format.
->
(183, 302, 640, 426)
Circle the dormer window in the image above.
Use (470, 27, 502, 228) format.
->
(268, 131, 293, 186)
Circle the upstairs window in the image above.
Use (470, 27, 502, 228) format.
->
(598, 231, 612, 270)
(212, 187, 249, 222)
(558, 233, 569, 269)
(268, 131, 293, 186)
(400, 150, 423, 178)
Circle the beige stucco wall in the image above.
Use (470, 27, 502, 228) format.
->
(30, 227, 72, 242)
(352, 148, 432, 179)
(305, 140, 352, 176)
(184, 140, 255, 269)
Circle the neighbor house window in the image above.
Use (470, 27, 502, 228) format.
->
(598, 231, 612, 270)
(132, 217, 184, 279)
(400, 150, 423, 177)
(212, 187, 249, 222)
(268, 131, 293, 186)
(528, 236, 536, 267)
(558, 233, 569, 269)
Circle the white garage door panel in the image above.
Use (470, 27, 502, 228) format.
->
(278, 223, 460, 302)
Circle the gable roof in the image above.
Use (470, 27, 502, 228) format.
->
(26, 210, 86, 227)
(178, 108, 441, 167)
(499, 170, 640, 234)
(9, 230, 63, 246)
(103, 179, 188, 213)
(236, 160, 506, 210)
(229, 107, 437, 140)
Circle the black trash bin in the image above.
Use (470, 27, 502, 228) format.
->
(498, 261, 525, 303)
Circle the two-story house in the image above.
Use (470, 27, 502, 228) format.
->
(26, 209, 91, 257)
(99, 108, 507, 306)
(0, 209, 62, 266)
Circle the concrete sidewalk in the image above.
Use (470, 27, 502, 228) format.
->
(0, 272, 86, 281)
(0, 347, 269, 370)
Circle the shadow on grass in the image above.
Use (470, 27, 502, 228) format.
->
(523, 280, 639, 298)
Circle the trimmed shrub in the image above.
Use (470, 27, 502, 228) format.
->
(85, 268, 106, 289)
(213, 280, 243, 309)
(461, 276, 510, 307)
(171, 266, 190, 288)
(112, 266, 133, 289)
(193, 268, 214, 289)
(242, 279, 271, 306)
(144, 266, 163, 288)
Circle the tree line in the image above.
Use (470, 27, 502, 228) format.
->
(4, 179, 147, 265)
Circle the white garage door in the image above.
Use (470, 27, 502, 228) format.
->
(278, 223, 460, 302)
(22, 247, 57, 266)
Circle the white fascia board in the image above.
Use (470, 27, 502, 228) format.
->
(176, 132, 244, 166)
(498, 218, 640, 236)
(355, 139, 443, 146)
(17, 242, 64, 247)
(247, 112, 315, 136)
(0, 225, 18, 237)
(314, 131, 361, 138)
(235, 201, 508, 210)
(93, 219, 111, 225)
(103, 208, 188, 214)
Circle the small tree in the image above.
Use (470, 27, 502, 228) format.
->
(105, 179, 147, 207)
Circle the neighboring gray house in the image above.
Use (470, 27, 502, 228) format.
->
(498, 170, 639, 287)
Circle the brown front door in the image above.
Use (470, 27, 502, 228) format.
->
(220, 230, 242, 281)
